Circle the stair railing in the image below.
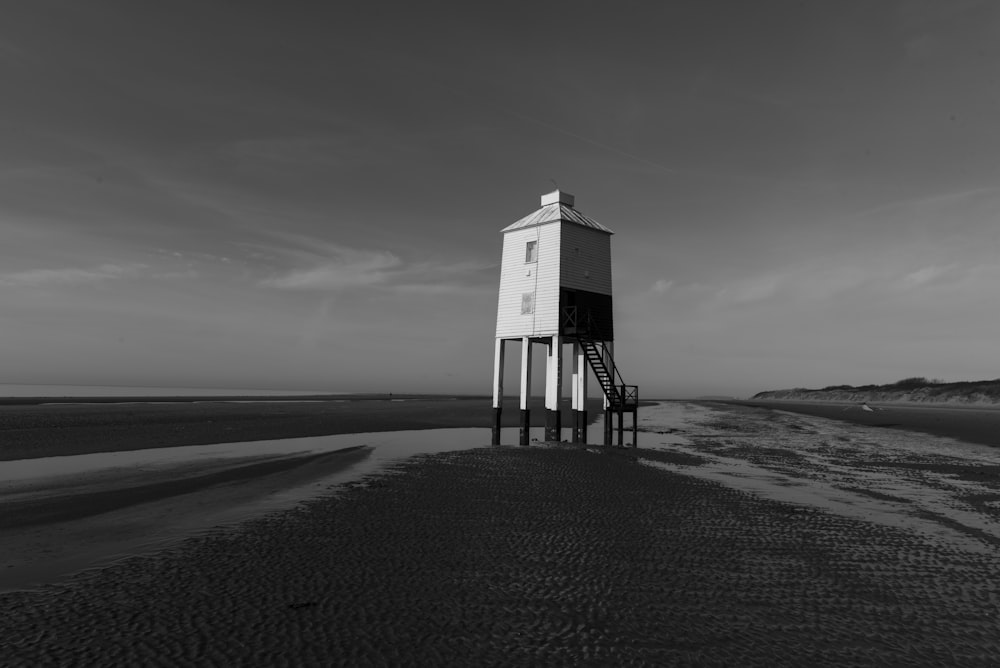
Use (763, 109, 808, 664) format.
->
(574, 311, 637, 409)
(621, 383, 639, 408)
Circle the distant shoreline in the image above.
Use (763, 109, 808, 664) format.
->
(0, 392, 487, 407)
(738, 397, 1000, 410)
(0, 396, 605, 461)
(715, 399, 1000, 449)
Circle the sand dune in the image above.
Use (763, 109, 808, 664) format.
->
(732, 398, 1000, 448)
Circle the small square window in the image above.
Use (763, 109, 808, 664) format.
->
(521, 292, 534, 314)
(525, 240, 538, 263)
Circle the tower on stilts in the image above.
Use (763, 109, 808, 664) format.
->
(491, 190, 638, 446)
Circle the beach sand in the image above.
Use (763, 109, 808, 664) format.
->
(0, 397, 609, 594)
(2, 399, 1000, 664)
(731, 398, 1000, 448)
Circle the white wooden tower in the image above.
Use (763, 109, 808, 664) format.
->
(491, 190, 638, 446)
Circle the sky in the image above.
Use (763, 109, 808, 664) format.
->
(1, 0, 999, 399)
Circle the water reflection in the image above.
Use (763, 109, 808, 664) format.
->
(0, 424, 578, 592)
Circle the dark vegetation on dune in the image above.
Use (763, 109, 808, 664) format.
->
(753, 377, 1000, 405)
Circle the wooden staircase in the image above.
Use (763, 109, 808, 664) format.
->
(578, 338, 638, 412)
(562, 305, 639, 445)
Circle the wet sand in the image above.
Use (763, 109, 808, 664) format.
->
(0, 396, 605, 461)
(0, 396, 603, 594)
(0, 447, 372, 530)
(730, 399, 1000, 448)
(2, 400, 1000, 664)
(3, 444, 999, 665)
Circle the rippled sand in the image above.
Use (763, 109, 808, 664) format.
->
(2, 403, 1000, 665)
(639, 402, 1000, 552)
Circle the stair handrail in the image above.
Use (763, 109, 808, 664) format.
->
(582, 311, 629, 390)
(576, 311, 639, 407)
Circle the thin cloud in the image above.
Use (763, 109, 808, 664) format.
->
(658, 259, 980, 318)
(714, 273, 786, 307)
(657, 266, 868, 311)
(794, 266, 869, 301)
(651, 279, 674, 294)
(393, 282, 491, 296)
(911, 262, 1000, 301)
(849, 186, 998, 221)
(0, 263, 145, 287)
(896, 264, 956, 290)
(151, 268, 200, 280)
(262, 250, 401, 290)
(259, 233, 496, 293)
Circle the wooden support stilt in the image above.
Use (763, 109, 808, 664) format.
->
(570, 341, 581, 443)
(492, 338, 505, 445)
(604, 342, 614, 446)
(544, 335, 562, 441)
(574, 341, 588, 443)
(519, 337, 531, 445)
(544, 410, 560, 442)
(580, 346, 587, 444)
(604, 407, 612, 446)
(493, 407, 502, 445)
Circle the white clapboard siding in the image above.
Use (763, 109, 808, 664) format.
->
(559, 222, 613, 296)
(495, 223, 561, 338)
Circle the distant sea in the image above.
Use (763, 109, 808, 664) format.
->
(0, 384, 336, 398)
